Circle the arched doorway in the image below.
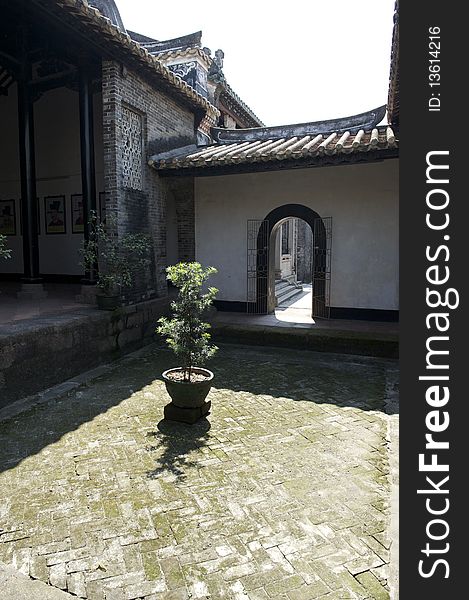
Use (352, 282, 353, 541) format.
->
(247, 204, 331, 317)
(272, 217, 313, 312)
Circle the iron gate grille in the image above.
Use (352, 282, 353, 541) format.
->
(312, 216, 332, 319)
(247, 219, 269, 314)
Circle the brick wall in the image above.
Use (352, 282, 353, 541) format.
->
(101, 61, 196, 301)
(0, 297, 172, 409)
(167, 177, 195, 262)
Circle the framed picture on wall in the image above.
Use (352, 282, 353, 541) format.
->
(71, 194, 84, 233)
(44, 195, 66, 234)
(99, 191, 106, 225)
(0, 199, 16, 236)
(19, 198, 41, 235)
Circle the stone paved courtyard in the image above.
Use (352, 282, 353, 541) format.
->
(0, 344, 398, 600)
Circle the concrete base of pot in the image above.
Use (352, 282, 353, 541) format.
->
(164, 400, 211, 424)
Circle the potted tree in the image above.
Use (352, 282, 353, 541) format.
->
(81, 212, 151, 310)
(157, 262, 218, 424)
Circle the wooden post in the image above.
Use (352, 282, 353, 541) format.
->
(17, 60, 40, 283)
(78, 64, 97, 284)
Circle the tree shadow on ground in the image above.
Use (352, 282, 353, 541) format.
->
(0, 342, 397, 475)
(146, 418, 211, 480)
(0, 350, 175, 475)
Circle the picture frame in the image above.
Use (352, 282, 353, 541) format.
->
(71, 194, 84, 234)
(0, 199, 16, 236)
(19, 197, 41, 236)
(44, 195, 66, 235)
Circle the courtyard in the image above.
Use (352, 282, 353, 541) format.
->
(0, 343, 398, 600)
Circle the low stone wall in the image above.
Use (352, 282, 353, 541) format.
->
(0, 297, 170, 409)
(211, 323, 399, 359)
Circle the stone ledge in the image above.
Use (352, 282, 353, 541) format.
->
(211, 323, 399, 358)
(0, 562, 75, 600)
(0, 297, 171, 409)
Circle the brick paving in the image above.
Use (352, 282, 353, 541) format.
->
(0, 344, 398, 599)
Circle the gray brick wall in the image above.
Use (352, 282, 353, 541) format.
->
(101, 60, 196, 302)
(168, 177, 195, 262)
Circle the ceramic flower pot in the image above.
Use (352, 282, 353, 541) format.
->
(162, 367, 213, 423)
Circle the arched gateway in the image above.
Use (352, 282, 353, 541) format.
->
(247, 204, 332, 318)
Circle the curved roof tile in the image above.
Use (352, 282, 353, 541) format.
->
(149, 123, 398, 172)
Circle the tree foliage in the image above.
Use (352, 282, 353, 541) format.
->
(157, 262, 218, 381)
(81, 211, 151, 295)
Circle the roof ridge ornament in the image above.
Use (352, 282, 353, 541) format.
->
(87, 0, 126, 31)
(211, 106, 387, 143)
(208, 49, 226, 84)
(213, 49, 224, 69)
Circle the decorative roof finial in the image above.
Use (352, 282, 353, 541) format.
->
(214, 49, 224, 69)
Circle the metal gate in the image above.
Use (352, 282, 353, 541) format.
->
(247, 220, 269, 314)
(312, 216, 332, 319)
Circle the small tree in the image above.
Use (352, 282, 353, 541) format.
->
(157, 262, 218, 382)
(0, 234, 11, 260)
(81, 212, 151, 296)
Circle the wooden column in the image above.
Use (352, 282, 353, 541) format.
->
(78, 65, 97, 284)
(17, 62, 41, 283)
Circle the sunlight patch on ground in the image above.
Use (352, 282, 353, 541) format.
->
(275, 284, 315, 324)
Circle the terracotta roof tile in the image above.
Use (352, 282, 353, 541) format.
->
(149, 125, 398, 171)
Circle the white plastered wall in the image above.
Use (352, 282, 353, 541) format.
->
(0, 84, 104, 275)
(195, 159, 399, 311)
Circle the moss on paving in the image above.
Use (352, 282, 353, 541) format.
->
(0, 344, 395, 599)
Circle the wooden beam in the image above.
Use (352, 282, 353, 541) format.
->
(29, 69, 77, 95)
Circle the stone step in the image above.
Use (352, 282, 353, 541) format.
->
(275, 277, 302, 291)
(276, 286, 293, 300)
(277, 286, 304, 304)
(275, 280, 291, 293)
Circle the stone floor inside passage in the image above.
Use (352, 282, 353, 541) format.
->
(0, 343, 398, 600)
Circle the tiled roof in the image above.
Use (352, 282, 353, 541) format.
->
(88, 0, 125, 30)
(33, 0, 218, 120)
(149, 125, 398, 172)
(152, 47, 212, 68)
(144, 44, 264, 127)
(219, 81, 265, 128)
(128, 31, 208, 61)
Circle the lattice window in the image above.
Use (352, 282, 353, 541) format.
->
(122, 106, 143, 190)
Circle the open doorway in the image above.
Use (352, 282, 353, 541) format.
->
(273, 217, 313, 322)
(247, 204, 331, 319)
